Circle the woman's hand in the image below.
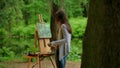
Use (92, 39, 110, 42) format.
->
(48, 43, 52, 47)
(48, 43, 57, 50)
(51, 45, 57, 50)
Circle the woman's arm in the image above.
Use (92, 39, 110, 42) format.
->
(50, 24, 68, 46)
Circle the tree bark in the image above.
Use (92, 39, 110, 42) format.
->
(50, 2, 59, 41)
(81, 0, 120, 68)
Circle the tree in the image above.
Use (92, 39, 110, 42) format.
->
(50, 0, 64, 41)
(22, 0, 32, 25)
(81, 0, 120, 68)
(0, 0, 23, 34)
(50, 2, 59, 41)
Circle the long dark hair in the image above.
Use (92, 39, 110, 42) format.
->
(55, 9, 72, 34)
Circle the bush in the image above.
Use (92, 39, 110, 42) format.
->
(0, 47, 15, 62)
(69, 17, 87, 39)
(68, 39, 82, 62)
(0, 28, 8, 38)
(67, 17, 87, 61)
(12, 24, 36, 37)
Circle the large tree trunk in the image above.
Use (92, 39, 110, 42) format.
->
(50, 0, 65, 41)
(81, 0, 120, 68)
(50, 2, 59, 41)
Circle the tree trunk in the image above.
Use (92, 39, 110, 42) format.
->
(23, 0, 31, 25)
(50, 2, 59, 41)
(81, 0, 120, 68)
(23, 11, 30, 25)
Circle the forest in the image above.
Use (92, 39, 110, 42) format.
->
(1, 0, 120, 68)
(0, 0, 88, 63)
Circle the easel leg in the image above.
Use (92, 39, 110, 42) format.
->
(37, 56, 41, 68)
(32, 63, 38, 68)
(49, 56, 56, 68)
(27, 58, 31, 68)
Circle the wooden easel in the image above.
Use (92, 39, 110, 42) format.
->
(24, 14, 56, 68)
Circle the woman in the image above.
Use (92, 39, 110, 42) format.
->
(48, 9, 72, 68)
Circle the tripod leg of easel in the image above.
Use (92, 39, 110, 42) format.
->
(49, 56, 56, 68)
(37, 56, 41, 68)
(32, 63, 38, 68)
(27, 58, 31, 68)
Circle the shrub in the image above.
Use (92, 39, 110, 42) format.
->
(70, 17, 87, 39)
(12, 24, 36, 37)
(68, 39, 82, 62)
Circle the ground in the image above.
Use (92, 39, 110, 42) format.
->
(0, 61, 80, 68)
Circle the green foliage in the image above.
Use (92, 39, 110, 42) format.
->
(12, 24, 36, 37)
(50, 0, 88, 17)
(65, 0, 89, 17)
(0, 0, 24, 29)
(68, 39, 82, 62)
(0, 28, 8, 48)
(0, 0, 89, 62)
(0, 28, 8, 38)
(70, 17, 87, 39)
(0, 38, 35, 62)
(0, 17, 87, 62)
(67, 17, 87, 62)
(0, 47, 15, 62)
(22, 0, 51, 25)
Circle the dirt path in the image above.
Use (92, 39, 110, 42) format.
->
(0, 61, 80, 68)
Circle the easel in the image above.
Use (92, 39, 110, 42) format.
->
(24, 14, 56, 68)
